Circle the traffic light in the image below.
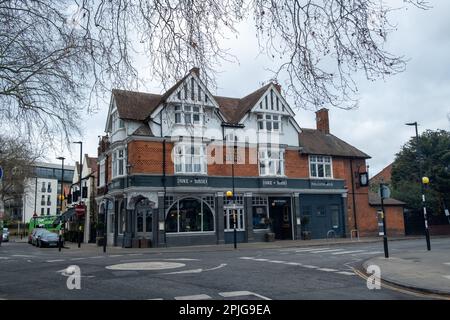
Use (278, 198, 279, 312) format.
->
(226, 190, 233, 200)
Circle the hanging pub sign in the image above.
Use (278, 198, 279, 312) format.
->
(359, 172, 369, 187)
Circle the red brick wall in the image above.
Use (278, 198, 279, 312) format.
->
(128, 140, 174, 174)
(285, 151, 309, 178)
(207, 145, 259, 177)
(365, 205, 405, 237)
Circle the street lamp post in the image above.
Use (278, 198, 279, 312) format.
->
(56, 156, 65, 252)
(73, 141, 83, 248)
(406, 122, 431, 251)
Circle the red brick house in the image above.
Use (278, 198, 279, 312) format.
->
(96, 68, 385, 247)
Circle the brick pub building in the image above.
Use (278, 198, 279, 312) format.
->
(96, 68, 404, 247)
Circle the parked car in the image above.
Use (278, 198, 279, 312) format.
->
(36, 230, 60, 248)
(2, 228, 9, 242)
(30, 228, 47, 246)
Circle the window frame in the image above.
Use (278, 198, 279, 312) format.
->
(309, 155, 333, 179)
(165, 197, 215, 233)
(258, 148, 285, 177)
(174, 104, 204, 126)
(256, 113, 282, 133)
(99, 159, 106, 187)
(112, 148, 126, 179)
(174, 143, 207, 175)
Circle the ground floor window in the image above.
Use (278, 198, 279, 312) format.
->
(166, 198, 214, 233)
(252, 196, 269, 230)
(224, 207, 245, 231)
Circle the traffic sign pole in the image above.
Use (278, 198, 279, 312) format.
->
(379, 183, 389, 258)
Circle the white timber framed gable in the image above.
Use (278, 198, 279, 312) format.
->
(241, 83, 301, 147)
(149, 70, 224, 140)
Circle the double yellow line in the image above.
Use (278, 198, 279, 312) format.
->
(352, 268, 450, 300)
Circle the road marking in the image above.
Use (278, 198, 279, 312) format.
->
(165, 258, 199, 261)
(336, 271, 356, 276)
(12, 254, 34, 257)
(353, 251, 383, 255)
(128, 253, 143, 256)
(317, 268, 339, 272)
(164, 264, 227, 275)
(332, 250, 366, 255)
(108, 255, 124, 258)
(443, 275, 450, 280)
(0, 257, 10, 260)
(147, 298, 164, 300)
(302, 265, 319, 269)
(219, 291, 271, 300)
(444, 262, 450, 266)
(285, 262, 303, 266)
(252, 258, 269, 262)
(174, 294, 212, 300)
(268, 260, 285, 264)
(294, 248, 330, 253)
(70, 258, 86, 261)
(311, 249, 344, 254)
(239, 257, 253, 260)
(47, 259, 65, 263)
(89, 256, 105, 259)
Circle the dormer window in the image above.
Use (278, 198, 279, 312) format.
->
(257, 113, 282, 132)
(174, 105, 204, 125)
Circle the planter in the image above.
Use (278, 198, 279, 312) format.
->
(264, 232, 275, 242)
(301, 231, 311, 240)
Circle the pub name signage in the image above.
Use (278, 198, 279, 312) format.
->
(261, 178, 287, 188)
(176, 177, 208, 186)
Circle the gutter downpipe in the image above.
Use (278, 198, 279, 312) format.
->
(349, 158, 358, 232)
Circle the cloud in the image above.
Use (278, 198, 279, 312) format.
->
(51, 0, 450, 178)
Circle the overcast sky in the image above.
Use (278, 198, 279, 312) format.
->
(55, 0, 450, 177)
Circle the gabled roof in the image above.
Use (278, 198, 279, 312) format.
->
(85, 156, 98, 173)
(112, 89, 162, 121)
(132, 124, 153, 136)
(299, 128, 370, 159)
(218, 84, 272, 124)
(370, 163, 393, 183)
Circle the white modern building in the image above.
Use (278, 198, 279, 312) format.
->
(22, 162, 75, 222)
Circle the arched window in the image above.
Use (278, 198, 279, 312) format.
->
(166, 198, 214, 233)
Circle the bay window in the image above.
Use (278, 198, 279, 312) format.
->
(259, 148, 285, 176)
(112, 148, 126, 178)
(174, 143, 207, 174)
(309, 155, 333, 178)
(99, 159, 105, 186)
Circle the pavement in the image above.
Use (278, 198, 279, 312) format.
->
(19, 235, 423, 253)
(362, 247, 450, 296)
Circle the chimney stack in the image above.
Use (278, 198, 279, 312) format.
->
(315, 108, 330, 134)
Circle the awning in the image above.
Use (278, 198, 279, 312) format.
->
(53, 208, 76, 224)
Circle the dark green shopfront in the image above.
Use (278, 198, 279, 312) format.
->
(98, 175, 349, 247)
